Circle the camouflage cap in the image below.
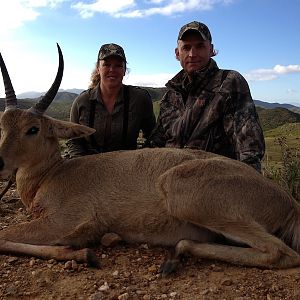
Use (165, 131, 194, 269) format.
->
(98, 43, 126, 62)
(178, 21, 212, 42)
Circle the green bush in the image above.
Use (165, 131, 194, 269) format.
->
(264, 136, 300, 202)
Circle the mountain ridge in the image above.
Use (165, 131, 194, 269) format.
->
(16, 88, 300, 113)
(0, 93, 300, 131)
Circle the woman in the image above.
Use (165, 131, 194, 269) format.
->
(66, 43, 156, 157)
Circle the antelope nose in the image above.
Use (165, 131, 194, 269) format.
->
(0, 157, 4, 171)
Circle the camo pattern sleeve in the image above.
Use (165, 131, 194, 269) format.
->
(222, 71, 265, 171)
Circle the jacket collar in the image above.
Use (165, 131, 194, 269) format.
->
(166, 58, 219, 93)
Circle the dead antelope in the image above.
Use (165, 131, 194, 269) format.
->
(0, 44, 300, 275)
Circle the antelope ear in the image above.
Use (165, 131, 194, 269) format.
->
(50, 118, 95, 139)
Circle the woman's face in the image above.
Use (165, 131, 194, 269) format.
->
(98, 56, 126, 89)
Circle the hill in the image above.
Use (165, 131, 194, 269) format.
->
(16, 88, 300, 109)
(17, 87, 167, 102)
(0, 98, 71, 120)
(254, 99, 298, 110)
(23, 91, 78, 103)
(2, 89, 300, 128)
(254, 99, 300, 114)
(17, 89, 84, 99)
(256, 106, 300, 131)
(143, 87, 167, 101)
(263, 122, 300, 165)
(53, 91, 78, 102)
(264, 122, 300, 138)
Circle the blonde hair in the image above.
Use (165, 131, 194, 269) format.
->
(89, 62, 100, 89)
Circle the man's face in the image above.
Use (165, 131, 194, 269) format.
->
(175, 31, 213, 75)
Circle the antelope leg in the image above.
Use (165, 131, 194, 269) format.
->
(0, 240, 100, 267)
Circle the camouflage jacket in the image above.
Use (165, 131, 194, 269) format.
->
(66, 84, 156, 157)
(149, 59, 265, 171)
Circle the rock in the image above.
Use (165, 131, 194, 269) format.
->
(118, 292, 129, 300)
(221, 278, 233, 286)
(71, 260, 78, 270)
(64, 261, 72, 269)
(200, 289, 210, 295)
(48, 259, 57, 265)
(139, 244, 149, 249)
(98, 282, 109, 291)
(63, 260, 78, 270)
(88, 292, 105, 300)
(5, 284, 18, 296)
(7, 257, 18, 264)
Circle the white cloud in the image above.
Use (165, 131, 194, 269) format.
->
(245, 64, 300, 81)
(124, 72, 174, 87)
(0, 0, 67, 36)
(146, 0, 167, 4)
(273, 64, 300, 74)
(0, 0, 233, 35)
(72, 0, 231, 18)
(72, 0, 136, 18)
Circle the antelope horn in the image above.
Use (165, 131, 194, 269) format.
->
(29, 43, 64, 115)
(0, 52, 17, 109)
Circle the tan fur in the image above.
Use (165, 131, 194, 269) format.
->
(0, 108, 300, 270)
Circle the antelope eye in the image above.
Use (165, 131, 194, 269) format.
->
(26, 126, 39, 135)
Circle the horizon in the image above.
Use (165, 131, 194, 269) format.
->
(12, 88, 300, 108)
(0, 0, 300, 106)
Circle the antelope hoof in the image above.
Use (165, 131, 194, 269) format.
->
(159, 258, 180, 277)
(86, 248, 101, 268)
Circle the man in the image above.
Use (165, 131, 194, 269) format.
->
(149, 21, 265, 172)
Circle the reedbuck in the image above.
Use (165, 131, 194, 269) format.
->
(0, 44, 300, 274)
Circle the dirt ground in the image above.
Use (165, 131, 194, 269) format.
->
(0, 182, 299, 300)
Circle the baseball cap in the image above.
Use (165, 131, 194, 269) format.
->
(98, 43, 126, 62)
(178, 21, 212, 42)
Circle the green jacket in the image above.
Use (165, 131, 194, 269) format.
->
(66, 84, 156, 157)
(149, 59, 265, 172)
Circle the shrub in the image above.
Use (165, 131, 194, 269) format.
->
(264, 136, 300, 202)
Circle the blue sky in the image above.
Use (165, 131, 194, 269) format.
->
(0, 0, 300, 106)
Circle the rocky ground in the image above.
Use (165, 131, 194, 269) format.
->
(0, 181, 299, 300)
